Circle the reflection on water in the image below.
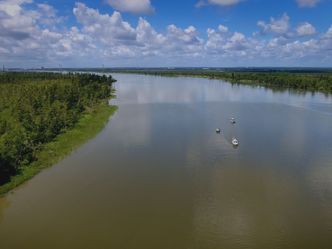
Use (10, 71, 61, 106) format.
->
(0, 74, 332, 249)
(113, 74, 332, 114)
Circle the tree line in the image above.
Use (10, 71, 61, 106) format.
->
(0, 72, 115, 184)
(108, 69, 332, 93)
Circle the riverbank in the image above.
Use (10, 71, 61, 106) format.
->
(108, 69, 332, 94)
(0, 102, 118, 196)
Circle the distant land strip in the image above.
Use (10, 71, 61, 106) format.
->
(105, 69, 332, 94)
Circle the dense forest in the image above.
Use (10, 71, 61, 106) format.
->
(0, 72, 115, 185)
(105, 69, 332, 93)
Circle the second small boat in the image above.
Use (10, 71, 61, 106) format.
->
(232, 137, 239, 146)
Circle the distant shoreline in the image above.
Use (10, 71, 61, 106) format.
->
(106, 69, 332, 94)
(7, 67, 332, 74)
(19, 68, 332, 93)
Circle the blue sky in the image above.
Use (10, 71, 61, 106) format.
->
(1, 0, 332, 67)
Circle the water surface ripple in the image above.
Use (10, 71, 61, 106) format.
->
(0, 74, 332, 249)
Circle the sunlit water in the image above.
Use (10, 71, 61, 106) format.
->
(1, 74, 332, 249)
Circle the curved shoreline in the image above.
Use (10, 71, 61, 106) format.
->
(0, 103, 118, 196)
(108, 70, 332, 94)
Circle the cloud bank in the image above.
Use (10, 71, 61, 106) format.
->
(196, 0, 243, 7)
(0, 1, 331, 67)
(107, 0, 154, 14)
(296, 0, 320, 7)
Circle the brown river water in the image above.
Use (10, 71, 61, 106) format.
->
(1, 73, 332, 249)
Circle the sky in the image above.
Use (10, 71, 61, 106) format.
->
(0, 0, 332, 68)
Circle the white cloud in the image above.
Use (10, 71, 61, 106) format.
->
(296, 22, 316, 36)
(205, 27, 227, 51)
(136, 18, 164, 45)
(136, 18, 165, 56)
(37, 3, 64, 26)
(205, 27, 258, 59)
(209, 0, 242, 5)
(196, 0, 242, 7)
(164, 25, 204, 56)
(0, 0, 32, 16)
(325, 25, 332, 38)
(0, 1, 93, 65)
(0, 2, 331, 67)
(37, 3, 56, 17)
(0, 0, 37, 40)
(258, 13, 290, 35)
(107, 0, 154, 14)
(73, 2, 137, 43)
(296, 0, 320, 7)
(73, 3, 203, 58)
(218, 25, 229, 33)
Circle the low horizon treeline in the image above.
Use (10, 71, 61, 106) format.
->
(109, 70, 332, 93)
(0, 72, 115, 184)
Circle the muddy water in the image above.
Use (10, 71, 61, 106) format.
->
(0, 74, 332, 249)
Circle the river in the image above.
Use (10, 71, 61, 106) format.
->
(1, 73, 332, 249)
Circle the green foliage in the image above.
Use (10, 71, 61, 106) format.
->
(0, 72, 115, 184)
(0, 103, 117, 195)
(109, 69, 332, 93)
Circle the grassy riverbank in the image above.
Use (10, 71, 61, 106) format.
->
(0, 102, 117, 196)
(0, 72, 117, 195)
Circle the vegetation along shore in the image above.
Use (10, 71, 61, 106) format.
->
(101, 68, 332, 94)
(0, 72, 117, 195)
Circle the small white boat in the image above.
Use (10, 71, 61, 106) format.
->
(232, 137, 239, 146)
(230, 118, 236, 124)
(216, 128, 221, 133)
